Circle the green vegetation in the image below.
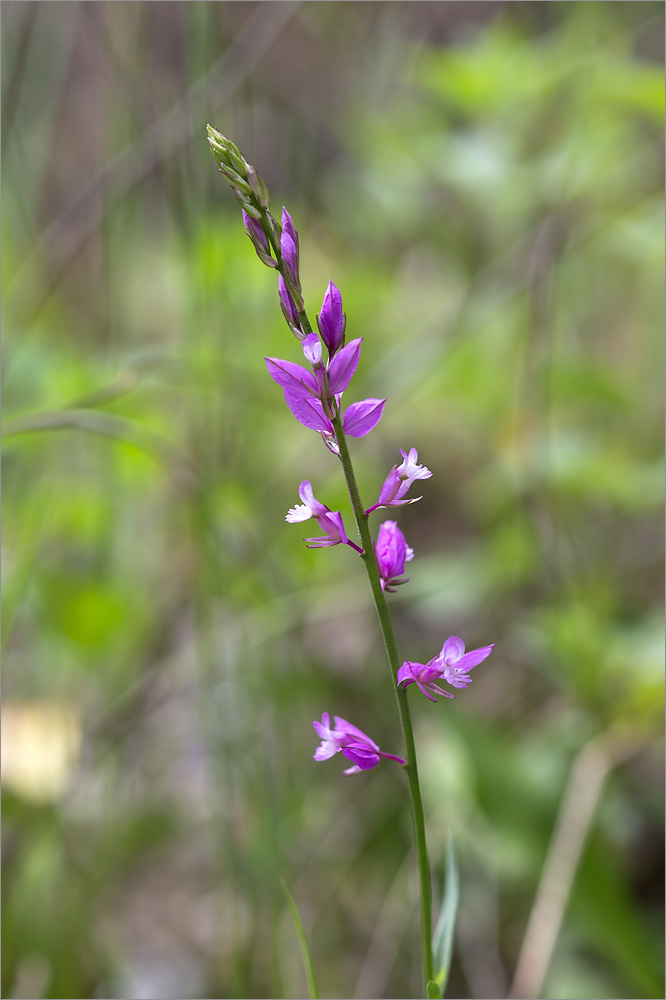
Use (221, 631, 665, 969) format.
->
(2, 3, 663, 998)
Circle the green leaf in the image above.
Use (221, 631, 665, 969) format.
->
(280, 877, 320, 1000)
(432, 835, 460, 997)
(426, 979, 443, 998)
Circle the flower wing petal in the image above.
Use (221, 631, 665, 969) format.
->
(327, 338, 362, 394)
(454, 644, 495, 671)
(343, 398, 386, 438)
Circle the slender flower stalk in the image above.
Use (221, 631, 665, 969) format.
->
(207, 125, 494, 995)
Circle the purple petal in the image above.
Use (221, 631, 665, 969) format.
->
(313, 714, 331, 737)
(440, 636, 465, 664)
(304, 511, 347, 548)
(327, 338, 362, 394)
(298, 480, 329, 517)
(454, 644, 495, 672)
(283, 392, 334, 434)
(265, 357, 317, 398)
(280, 230, 298, 284)
(302, 334, 322, 367)
(343, 398, 386, 438)
(342, 745, 380, 770)
(397, 661, 418, 687)
(281, 207, 298, 246)
(378, 468, 401, 505)
(333, 717, 379, 751)
(317, 280, 346, 355)
(278, 275, 300, 327)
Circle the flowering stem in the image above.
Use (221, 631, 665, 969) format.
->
(331, 407, 434, 992)
(257, 197, 433, 990)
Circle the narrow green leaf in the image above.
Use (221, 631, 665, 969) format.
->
(432, 834, 460, 997)
(280, 877, 320, 1000)
(426, 978, 443, 998)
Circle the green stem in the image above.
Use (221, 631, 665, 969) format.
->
(332, 407, 433, 991)
(259, 200, 432, 989)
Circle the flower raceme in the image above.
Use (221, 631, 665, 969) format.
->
(366, 448, 432, 513)
(313, 713, 406, 775)
(375, 520, 414, 592)
(397, 636, 495, 702)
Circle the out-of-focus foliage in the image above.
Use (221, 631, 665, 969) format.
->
(2, 3, 663, 999)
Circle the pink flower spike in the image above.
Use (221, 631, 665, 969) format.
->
(327, 338, 362, 395)
(285, 481, 330, 523)
(265, 357, 318, 399)
(304, 511, 348, 548)
(313, 714, 405, 775)
(283, 392, 334, 435)
(343, 398, 386, 438)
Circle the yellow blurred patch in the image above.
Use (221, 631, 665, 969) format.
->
(1, 700, 81, 803)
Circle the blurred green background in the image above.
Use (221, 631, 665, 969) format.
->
(2, 3, 664, 998)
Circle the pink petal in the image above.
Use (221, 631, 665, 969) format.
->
(441, 636, 465, 664)
(333, 717, 379, 751)
(343, 398, 386, 438)
(454, 644, 495, 671)
(397, 661, 418, 686)
(327, 338, 362, 394)
(298, 480, 329, 517)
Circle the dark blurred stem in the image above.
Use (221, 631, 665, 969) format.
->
(332, 407, 433, 992)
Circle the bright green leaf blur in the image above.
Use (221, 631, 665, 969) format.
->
(2, 4, 663, 999)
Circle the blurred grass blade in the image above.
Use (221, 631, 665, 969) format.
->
(426, 979, 443, 998)
(280, 877, 320, 999)
(432, 834, 460, 996)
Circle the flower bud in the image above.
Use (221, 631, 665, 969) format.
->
(317, 280, 346, 355)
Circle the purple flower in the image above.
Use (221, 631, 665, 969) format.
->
(285, 481, 330, 522)
(375, 520, 414, 592)
(342, 398, 386, 438)
(397, 636, 494, 701)
(317, 280, 346, 356)
(366, 448, 433, 514)
(242, 210, 276, 267)
(304, 511, 348, 548)
(313, 713, 406, 775)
